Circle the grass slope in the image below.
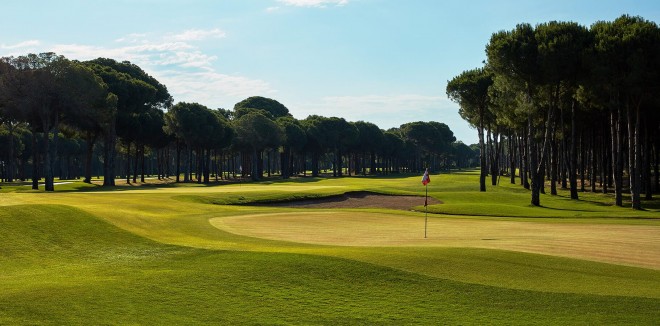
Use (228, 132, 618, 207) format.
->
(2, 205, 659, 325)
(1, 171, 659, 324)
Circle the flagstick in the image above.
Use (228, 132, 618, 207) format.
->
(424, 184, 428, 239)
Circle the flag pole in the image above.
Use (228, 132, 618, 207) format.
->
(424, 183, 428, 239)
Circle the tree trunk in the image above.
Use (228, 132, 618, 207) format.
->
(83, 132, 96, 183)
(196, 148, 203, 183)
(654, 141, 659, 193)
(175, 141, 181, 182)
(132, 143, 139, 183)
(204, 148, 211, 184)
(590, 129, 597, 193)
(280, 149, 288, 179)
(478, 122, 486, 192)
(251, 148, 260, 181)
(611, 105, 623, 206)
(490, 128, 500, 186)
(569, 100, 578, 200)
(102, 122, 117, 187)
(184, 145, 192, 182)
(629, 103, 641, 210)
(125, 142, 132, 184)
(602, 114, 609, 194)
(643, 120, 652, 200)
(43, 118, 54, 192)
(580, 131, 586, 192)
(336, 149, 343, 177)
(521, 131, 529, 189)
(560, 106, 567, 189)
(529, 115, 540, 206)
(550, 124, 558, 195)
(509, 133, 516, 184)
(257, 151, 264, 179)
(140, 144, 146, 183)
(7, 122, 15, 182)
(31, 132, 39, 190)
(267, 150, 272, 178)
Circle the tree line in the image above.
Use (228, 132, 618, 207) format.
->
(0, 53, 476, 190)
(447, 15, 660, 210)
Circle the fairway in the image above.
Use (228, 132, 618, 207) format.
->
(2, 172, 660, 324)
(214, 211, 660, 269)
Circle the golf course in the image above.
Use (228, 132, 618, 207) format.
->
(1, 170, 659, 324)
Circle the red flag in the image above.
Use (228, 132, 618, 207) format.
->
(421, 168, 430, 186)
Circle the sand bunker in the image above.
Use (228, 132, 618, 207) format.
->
(250, 191, 441, 210)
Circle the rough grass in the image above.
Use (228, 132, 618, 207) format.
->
(1, 170, 659, 324)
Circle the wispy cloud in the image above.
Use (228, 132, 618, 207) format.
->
(277, 0, 348, 8)
(49, 41, 202, 67)
(114, 33, 148, 43)
(1, 28, 275, 109)
(1, 40, 41, 50)
(171, 28, 226, 41)
(291, 94, 454, 129)
(48, 29, 225, 70)
(156, 70, 274, 108)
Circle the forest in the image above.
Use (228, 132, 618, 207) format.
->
(2, 14, 659, 212)
(447, 14, 660, 210)
(0, 55, 473, 191)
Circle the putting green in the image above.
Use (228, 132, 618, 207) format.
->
(212, 211, 660, 269)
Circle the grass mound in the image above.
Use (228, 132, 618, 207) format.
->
(2, 204, 659, 324)
(1, 171, 659, 324)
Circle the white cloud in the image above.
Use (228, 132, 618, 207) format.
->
(318, 94, 447, 116)
(154, 51, 217, 68)
(288, 93, 475, 142)
(171, 28, 226, 41)
(290, 94, 452, 127)
(1, 28, 276, 109)
(266, 6, 281, 12)
(155, 70, 274, 108)
(277, 0, 348, 8)
(1, 40, 40, 50)
(114, 33, 148, 43)
(50, 40, 205, 69)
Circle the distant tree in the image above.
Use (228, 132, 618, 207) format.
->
(58, 62, 115, 184)
(301, 115, 327, 177)
(400, 121, 455, 172)
(233, 96, 292, 119)
(452, 141, 476, 169)
(1, 53, 109, 190)
(447, 67, 493, 191)
(0, 122, 27, 181)
(276, 116, 306, 179)
(321, 117, 358, 177)
(165, 102, 233, 183)
(86, 58, 172, 186)
(381, 131, 404, 173)
(591, 15, 660, 209)
(487, 23, 547, 206)
(232, 110, 282, 180)
(535, 20, 592, 199)
(0, 60, 20, 182)
(352, 121, 384, 175)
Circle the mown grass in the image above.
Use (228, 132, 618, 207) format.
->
(1, 170, 659, 324)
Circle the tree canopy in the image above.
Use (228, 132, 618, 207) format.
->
(0, 53, 470, 189)
(450, 14, 660, 209)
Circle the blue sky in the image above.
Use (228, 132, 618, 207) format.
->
(2, 0, 659, 144)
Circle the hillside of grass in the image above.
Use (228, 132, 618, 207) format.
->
(1, 171, 659, 324)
